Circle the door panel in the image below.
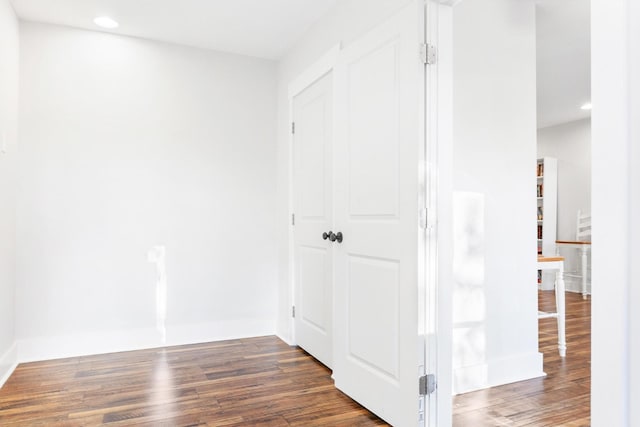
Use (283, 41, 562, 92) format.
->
(293, 72, 333, 368)
(347, 40, 400, 218)
(348, 255, 400, 379)
(299, 246, 328, 333)
(298, 95, 328, 219)
(333, 3, 423, 426)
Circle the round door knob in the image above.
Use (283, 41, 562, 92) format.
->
(329, 231, 343, 243)
(322, 231, 332, 240)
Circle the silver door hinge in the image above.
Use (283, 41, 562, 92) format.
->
(291, 213, 295, 226)
(419, 374, 436, 395)
(291, 122, 296, 134)
(420, 43, 437, 65)
(292, 306, 296, 318)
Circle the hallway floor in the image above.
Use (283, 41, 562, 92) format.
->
(0, 291, 590, 426)
(452, 291, 591, 426)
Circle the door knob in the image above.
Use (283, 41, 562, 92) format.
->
(322, 231, 332, 240)
(329, 231, 343, 243)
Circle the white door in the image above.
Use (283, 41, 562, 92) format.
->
(332, 3, 425, 426)
(292, 72, 334, 368)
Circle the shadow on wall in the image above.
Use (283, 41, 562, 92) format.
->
(452, 192, 487, 394)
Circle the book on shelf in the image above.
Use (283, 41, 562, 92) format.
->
(537, 206, 543, 220)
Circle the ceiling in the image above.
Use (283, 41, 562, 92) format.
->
(536, 0, 591, 129)
(9, 0, 338, 60)
(10, 0, 590, 129)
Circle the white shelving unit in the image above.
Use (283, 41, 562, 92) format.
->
(537, 157, 558, 290)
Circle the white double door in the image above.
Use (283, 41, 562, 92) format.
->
(292, 3, 428, 426)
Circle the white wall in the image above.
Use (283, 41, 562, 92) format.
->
(0, 0, 19, 386)
(16, 23, 278, 362)
(591, 0, 637, 425)
(537, 119, 591, 292)
(451, 0, 542, 393)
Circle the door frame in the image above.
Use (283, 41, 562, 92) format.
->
(287, 43, 341, 346)
(425, 1, 454, 425)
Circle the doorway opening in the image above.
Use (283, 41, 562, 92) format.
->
(449, 0, 592, 424)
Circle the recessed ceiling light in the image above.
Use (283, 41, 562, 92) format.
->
(94, 16, 119, 29)
(580, 102, 592, 110)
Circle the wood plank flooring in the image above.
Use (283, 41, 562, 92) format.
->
(452, 291, 591, 426)
(0, 337, 386, 426)
(0, 290, 590, 426)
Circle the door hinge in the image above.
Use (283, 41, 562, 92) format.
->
(291, 213, 295, 226)
(291, 122, 296, 134)
(420, 43, 437, 65)
(419, 374, 436, 395)
(292, 306, 296, 318)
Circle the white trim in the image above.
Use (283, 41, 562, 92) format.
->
(276, 333, 295, 346)
(629, 1, 640, 425)
(419, 1, 452, 426)
(286, 43, 341, 346)
(17, 319, 275, 363)
(591, 0, 632, 425)
(0, 342, 18, 388)
(434, 1, 453, 426)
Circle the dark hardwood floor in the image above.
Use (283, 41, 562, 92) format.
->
(0, 337, 386, 426)
(452, 291, 591, 426)
(0, 291, 590, 426)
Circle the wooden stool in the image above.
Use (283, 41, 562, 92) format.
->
(537, 255, 566, 357)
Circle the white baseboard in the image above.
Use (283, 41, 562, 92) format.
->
(0, 342, 18, 388)
(276, 332, 295, 346)
(18, 318, 276, 363)
(453, 351, 545, 395)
